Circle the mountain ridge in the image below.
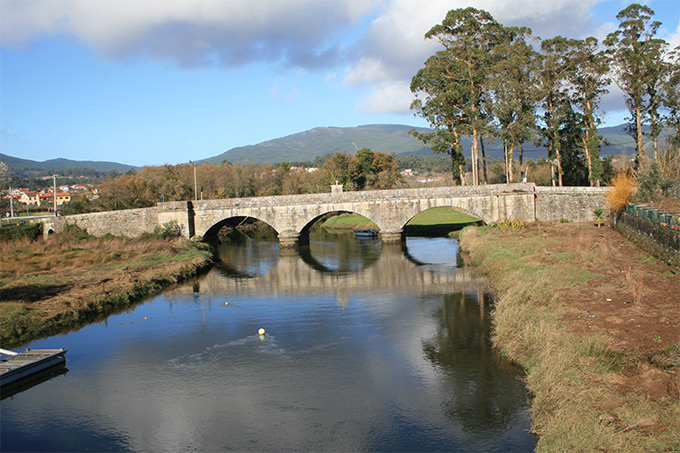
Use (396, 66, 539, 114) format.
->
(1, 153, 138, 176)
(200, 123, 644, 165)
(1, 123, 646, 173)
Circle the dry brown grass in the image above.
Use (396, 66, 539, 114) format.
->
(0, 231, 212, 347)
(460, 223, 680, 452)
(606, 173, 636, 213)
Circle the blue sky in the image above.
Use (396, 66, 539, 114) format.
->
(1, 0, 678, 167)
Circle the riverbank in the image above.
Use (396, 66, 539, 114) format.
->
(0, 229, 213, 348)
(459, 222, 679, 451)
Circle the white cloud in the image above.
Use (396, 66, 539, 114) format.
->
(343, 0, 605, 115)
(355, 80, 413, 114)
(0, 0, 378, 68)
(668, 23, 680, 50)
(2, 0, 675, 121)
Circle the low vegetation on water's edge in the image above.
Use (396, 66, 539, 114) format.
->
(0, 225, 213, 348)
(459, 222, 679, 451)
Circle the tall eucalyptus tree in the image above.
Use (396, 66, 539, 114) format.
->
(421, 7, 505, 185)
(410, 54, 469, 184)
(536, 37, 579, 186)
(488, 26, 538, 182)
(661, 50, 680, 148)
(604, 4, 665, 168)
(568, 37, 610, 186)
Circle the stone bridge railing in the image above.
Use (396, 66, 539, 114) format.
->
(38, 183, 609, 246)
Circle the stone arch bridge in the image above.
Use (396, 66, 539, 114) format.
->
(42, 183, 608, 246)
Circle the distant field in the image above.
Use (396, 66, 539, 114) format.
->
(406, 207, 481, 226)
(321, 207, 481, 235)
(322, 213, 377, 230)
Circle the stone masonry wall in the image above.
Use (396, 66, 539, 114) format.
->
(50, 206, 163, 237)
(535, 186, 609, 223)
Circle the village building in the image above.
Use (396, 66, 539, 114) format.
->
(37, 192, 71, 206)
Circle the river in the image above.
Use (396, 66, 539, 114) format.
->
(1, 233, 535, 452)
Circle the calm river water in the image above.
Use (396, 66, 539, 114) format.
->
(1, 234, 535, 452)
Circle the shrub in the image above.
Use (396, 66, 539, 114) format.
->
(593, 208, 605, 227)
(492, 219, 526, 231)
(62, 224, 93, 241)
(606, 173, 636, 213)
(636, 161, 677, 203)
(153, 221, 182, 239)
(0, 222, 43, 242)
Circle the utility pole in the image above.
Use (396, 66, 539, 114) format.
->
(53, 174, 58, 216)
(9, 186, 13, 218)
(189, 161, 197, 201)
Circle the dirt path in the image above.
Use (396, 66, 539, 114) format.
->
(534, 223, 679, 399)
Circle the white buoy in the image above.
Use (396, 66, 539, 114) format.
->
(258, 328, 266, 336)
(224, 302, 229, 306)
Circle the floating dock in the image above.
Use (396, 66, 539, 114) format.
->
(1, 348, 67, 389)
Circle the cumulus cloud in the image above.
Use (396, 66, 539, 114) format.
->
(1, 0, 675, 118)
(0, 0, 377, 68)
(667, 22, 680, 50)
(343, 0, 605, 114)
(355, 80, 413, 114)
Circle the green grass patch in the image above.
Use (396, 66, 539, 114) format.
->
(407, 207, 480, 226)
(553, 251, 573, 262)
(320, 207, 482, 236)
(321, 213, 377, 230)
(405, 207, 482, 236)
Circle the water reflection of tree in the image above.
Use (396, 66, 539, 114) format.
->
(422, 292, 529, 435)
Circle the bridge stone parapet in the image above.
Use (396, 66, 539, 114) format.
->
(35, 183, 609, 245)
(535, 186, 609, 222)
(39, 206, 166, 238)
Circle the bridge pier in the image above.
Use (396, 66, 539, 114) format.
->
(278, 232, 300, 248)
(379, 231, 403, 243)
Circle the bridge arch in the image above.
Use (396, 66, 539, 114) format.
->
(202, 215, 279, 243)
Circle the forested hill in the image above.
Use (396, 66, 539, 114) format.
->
(0, 153, 138, 178)
(203, 123, 644, 165)
(200, 124, 434, 165)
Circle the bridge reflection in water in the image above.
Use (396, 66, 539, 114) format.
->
(168, 238, 487, 310)
(0, 235, 534, 452)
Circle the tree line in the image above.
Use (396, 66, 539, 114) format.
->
(410, 4, 679, 187)
(60, 149, 402, 214)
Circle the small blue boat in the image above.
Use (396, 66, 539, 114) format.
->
(353, 229, 378, 238)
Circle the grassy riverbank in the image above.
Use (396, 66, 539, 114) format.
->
(460, 222, 679, 451)
(0, 228, 213, 348)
